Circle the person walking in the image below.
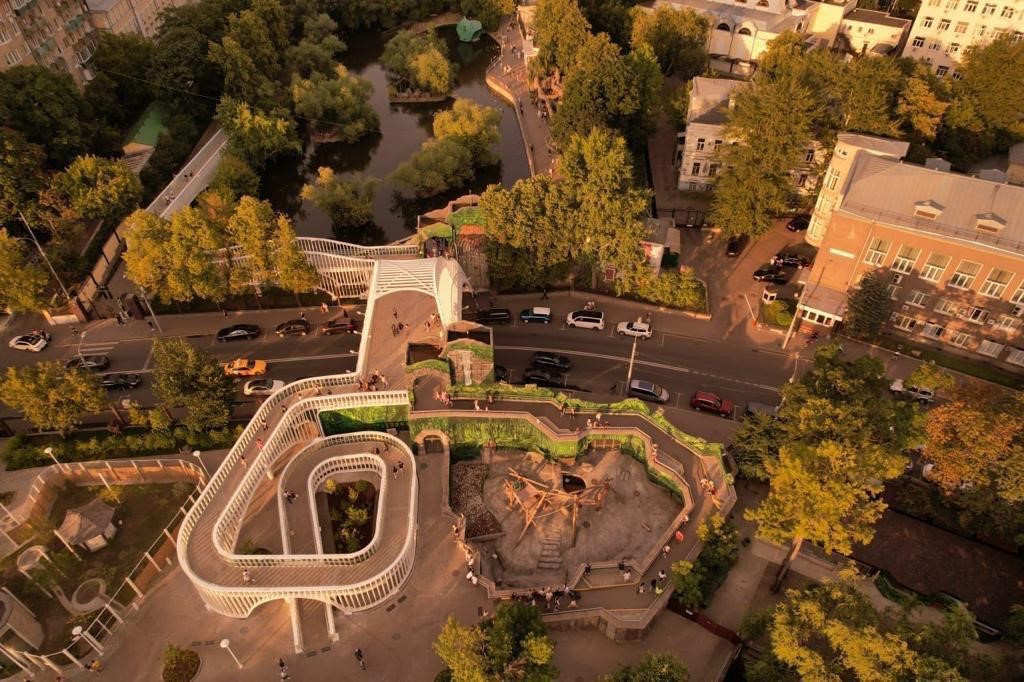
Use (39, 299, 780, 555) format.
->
(540, 285, 549, 300)
(278, 658, 287, 672)
(354, 648, 366, 671)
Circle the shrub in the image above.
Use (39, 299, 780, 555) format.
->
(631, 269, 706, 311)
(161, 644, 200, 682)
(319, 405, 410, 435)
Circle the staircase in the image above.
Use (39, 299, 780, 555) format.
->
(537, 528, 563, 571)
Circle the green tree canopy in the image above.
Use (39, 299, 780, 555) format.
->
(286, 13, 347, 78)
(381, 29, 454, 96)
(217, 98, 301, 168)
(84, 33, 156, 131)
(300, 168, 377, 230)
(209, 152, 261, 199)
(0, 362, 106, 436)
(0, 228, 51, 313)
(208, 0, 288, 107)
(954, 35, 1024, 142)
(392, 137, 474, 197)
(226, 195, 278, 292)
(151, 338, 235, 433)
(460, 0, 514, 31)
(0, 127, 48, 224)
(49, 155, 143, 225)
(531, 0, 591, 76)
(274, 214, 319, 293)
(0, 66, 91, 169)
(433, 99, 502, 167)
(606, 652, 689, 682)
(291, 65, 379, 141)
(629, 5, 708, 78)
(843, 270, 891, 341)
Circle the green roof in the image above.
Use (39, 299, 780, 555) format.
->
(456, 17, 483, 42)
(124, 102, 168, 147)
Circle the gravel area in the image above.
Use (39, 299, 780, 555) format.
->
(451, 462, 501, 538)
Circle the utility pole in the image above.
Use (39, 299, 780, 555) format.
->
(17, 210, 73, 303)
(625, 334, 639, 389)
(137, 286, 163, 334)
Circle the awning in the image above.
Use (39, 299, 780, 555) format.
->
(799, 284, 848, 320)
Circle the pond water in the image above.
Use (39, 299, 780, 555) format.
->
(263, 26, 530, 244)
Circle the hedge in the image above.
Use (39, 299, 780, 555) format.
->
(320, 405, 411, 435)
(405, 359, 451, 376)
(409, 416, 580, 459)
(445, 340, 494, 362)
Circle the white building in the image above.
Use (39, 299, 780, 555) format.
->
(677, 76, 824, 192)
(838, 8, 911, 55)
(901, 0, 1024, 78)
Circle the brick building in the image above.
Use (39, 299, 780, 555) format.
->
(799, 133, 1024, 370)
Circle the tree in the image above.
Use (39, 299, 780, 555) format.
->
(217, 98, 301, 168)
(122, 210, 173, 298)
(0, 229, 50, 313)
(905, 361, 955, 393)
(434, 602, 558, 681)
(731, 412, 784, 481)
(0, 127, 47, 224)
(832, 56, 903, 137)
(210, 152, 261, 199)
(1005, 605, 1024, 644)
(274, 214, 319, 293)
(843, 270, 890, 341)
(531, 0, 591, 76)
(460, 0, 514, 31)
(291, 66, 379, 142)
(207, 0, 288, 108)
(85, 33, 156, 130)
(49, 155, 143, 225)
(301, 168, 377, 229)
(0, 362, 106, 436)
(897, 76, 949, 142)
(381, 30, 454, 96)
(669, 560, 703, 609)
(151, 338, 235, 433)
(606, 653, 688, 682)
(287, 13, 346, 78)
(226, 196, 278, 292)
(393, 138, 475, 197)
(578, 0, 634, 49)
(433, 99, 502, 167)
(0, 66, 90, 168)
(669, 516, 738, 608)
(629, 5, 708, 78)
(955, 35, 1024, 141)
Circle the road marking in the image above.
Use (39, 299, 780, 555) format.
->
(121, 351, 359, 375)
(495, 345, 780, 393)
(142, 343, 155, 371)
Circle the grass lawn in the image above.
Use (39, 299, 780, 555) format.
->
(3, 482, 196, 652)
(876, 335, 1024, 390)
(761, 298, 795, 329)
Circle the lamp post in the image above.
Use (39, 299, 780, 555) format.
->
(43, 447, 68, 474)
(136, 286, 163, 334)
(16, 210, 73, 303)
(192, 450, 209, 477)
(220, 639, 243, 668)
(77, 330, 87, 364)
(624, 333, 640, 394)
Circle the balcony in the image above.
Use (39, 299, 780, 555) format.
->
(12, 0, 36, 15)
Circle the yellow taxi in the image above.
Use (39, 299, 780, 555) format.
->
(223, 358, 268, 377)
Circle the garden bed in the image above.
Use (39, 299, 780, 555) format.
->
(162, 645, 200, 682)
(324, 479, 378, 553)
(450, 461, 501, 539)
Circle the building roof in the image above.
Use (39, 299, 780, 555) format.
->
(84, 0, 119, 13)
(651, 0, 804, 33)
(124, 102, 168, 148)
(836, 132, 909, 159)
(688, 77, 745, 126)
(57, 499, 115, 546)
(841, 8, 910, 28)
(838, 153, 1024, 256)
(644, 217, 673, 245)
(801, 284, 847, 318)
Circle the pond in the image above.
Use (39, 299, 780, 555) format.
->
(263, 26, 530, 245)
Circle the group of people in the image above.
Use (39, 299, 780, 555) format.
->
(433, 388, 454, 406)
(283, 489, 298, 504)
(472, 394, 496, 411)
(510, 587, 580, 613)
(357, 370, 388, 392)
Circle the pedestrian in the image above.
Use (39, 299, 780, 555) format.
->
(398, 461, 405, 474)
(261, 415, 268, 431)
(622, 569, 631, 582)
(280, 671, 290, 680)
(658, 569, 667, 583)
(392, 465, 399, 479)
(240, 453, 247, 469)
(256, 438, 264, 450)
(637, 581, 646, 595)
(654, 583, 665, 595)
(662, 544, 671, 559)
(584, 563, 592, 577)
(674, 529, 685, 544)
(354, 648, 366, 671)
(609, 383, 617, 394)
(474, 400, 481, 411)
(650, 579, 657, 592)
(242, 569, 252, 584)
(278, 657, 287, 671)
(320, 302, 329, 314)
(486, 393, 494, 407)
(617, 561, 625, 572)
(569, 596, 577, 608)
(392, 307, 398, 319)
(541, 285, 549, 300)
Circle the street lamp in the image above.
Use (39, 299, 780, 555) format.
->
(624, 333, 640, 393)
(136, 286, 163, 334)
(43, 447, 67, 473)
(192, 450, 209, 477)
(16, 210, 73, 303)
(220, 639, 243, 669)
(77, 330, 87, 364)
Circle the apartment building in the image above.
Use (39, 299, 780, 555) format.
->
(86, 0, 184, 38)
(901, 0, 1024, 77)
(799, 133, 1024, 370)
(676, 76, 823, 192)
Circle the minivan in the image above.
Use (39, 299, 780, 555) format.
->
(628, 379, 670, 403)
(566, 310, 605, 330)
(519, 307, 552, 324)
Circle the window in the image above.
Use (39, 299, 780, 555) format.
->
(4, 46, 19, 66)
(708, 163, 719, 177)
(948, 43, 960, 53)
(890, 313, 918, 331)
(934, 298, 958, 316)
(691, 162, 701, 176)
(913, 36, 925, 47)
(696, 138, 705, 151)
(996, 315, 1018, 331)
(887, 284, 902, 300)
(891, 245, 921, 274)
(938, 18, 951, 30)
(922, 323, 945, 339)
(965, 0, 978, 10)
(1002, 5, 1014, 17)
(804, 311, 836, 326)
(825, 168, 840, 190)
(929, 42, 941, 51)
(1007, 348, 1024, 366)
(716, 22, 731, 31)
(937, 65, 949, 76)
(922, 16, 934, 27)
(908, 291, 929, 308)
(980, 268, 1013, 298)
(950, 331, 973, 347)
(965, 306, 989, 324)
(1012, 284, 1024, 304)
(927, 0, 939, 4)
(982, 3, 996, 13)
(946, 0, 958, 7)
(921, 253, 950, 281)
(955, 21, 968, 33)
(804, 149, 815, 163)
(864, 238, 891, 266)
(0, 24, 9, 44)
(738, 27, 752, 36)
(949, 260, 981, 289)
(713, 140, 722, 151)
(977, 339, 1004, 357)
(796, 173, 808, 188)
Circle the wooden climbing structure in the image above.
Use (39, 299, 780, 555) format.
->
(503, 469, 611, 549)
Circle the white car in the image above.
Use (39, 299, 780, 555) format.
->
(243, 378, 286, 396)
(8, 332, 50, 352)
(616, 321, 652, 338)
(566, 310, 605, 330)
(890, 378, 935, 404)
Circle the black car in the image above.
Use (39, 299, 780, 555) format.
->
(753, 267, 789, 285)
(475, 308, 513, 325)
(493, 365, 509, 383)
(519, 307, 552, 324)
(216, 324, 260, 342)
(726, 234, 749, 257)
(275, 319, 311, 337)
(66, 355, 111, 371)
(531, 351, 572, 372)
(320, 319, 357, 335)
(771, 252, 812, 268)
(100, 373, 142, 390)
(786, 214, 810, 232)
(523, 368, 565, 388)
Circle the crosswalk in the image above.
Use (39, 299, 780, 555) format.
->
(66, 340, 118, 359)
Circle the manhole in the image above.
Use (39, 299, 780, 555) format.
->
(633, 490, 641, 497)
(582, 521, 590, 528)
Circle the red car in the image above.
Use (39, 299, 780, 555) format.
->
(690, 391, 735, 418)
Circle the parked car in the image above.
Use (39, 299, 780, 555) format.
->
(320, 318, 357, 335)
(100, 373, 142, 390)
(8, 332, 50, 352)
(216, 324, 260, 342)
(616, 320, 653, 338)
(275, 319, 311, 337)
(519, 307, 552, 324)
(771, 252, 812, 269)
(566, 310, 605, 330)
(890, 378, 936, 404)
(223, 358, 268, 377)
(66, 355, 110, 371)
(493, 365, 509, 383)
(475, 308, 513, 325)
(523, 368, 565, 387)
(753, 267, 789, 284)
(786, 214, 810, 232)
(531, 351, 572, 372)
(726, 234, 749, 257)
(745, 401, 779, 418)
(243, 378, 286, 396)
(628, 379, 670, 403)
(690, 391, 735, 417)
